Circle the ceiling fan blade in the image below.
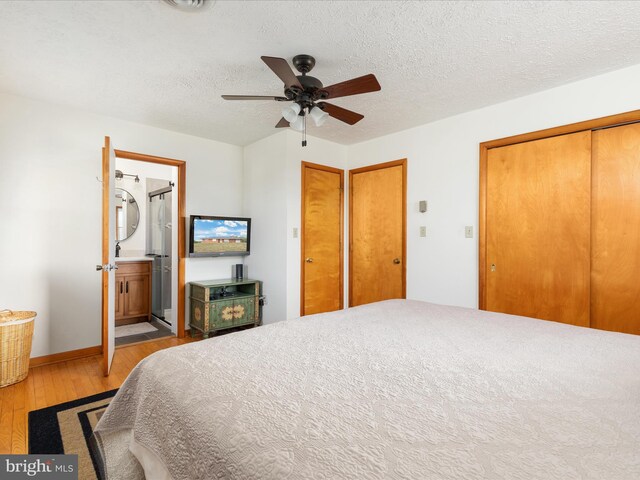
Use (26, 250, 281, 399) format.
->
(322, 74, 381, 99)
(318, 102, 364, 125)
(275, 117, 290, 128)
(221, 95, 288, 101)
(261, 56, 303, 89)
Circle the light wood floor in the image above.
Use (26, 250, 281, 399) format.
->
(0, 336, 197, 454)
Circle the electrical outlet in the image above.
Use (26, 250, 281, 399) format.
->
(293, 228, 298, 238)
(420, 226, 427, 237)
(465, 226, 473, 238)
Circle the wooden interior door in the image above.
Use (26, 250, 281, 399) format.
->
(592, 122, 640, 335)
(485, 131, 591, 326)
(101, 136, 116, 375)
(301, 162, 343, 316)
(349, 159, 406, 307)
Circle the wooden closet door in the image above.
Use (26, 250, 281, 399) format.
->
(592, 123, 640, 335)
(301, 162, 344, 316)
(350, 160, 406, 307)
(485, 131, 591, 326)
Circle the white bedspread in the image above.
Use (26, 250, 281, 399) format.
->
(94, 300, 640, 479)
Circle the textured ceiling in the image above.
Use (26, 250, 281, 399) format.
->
(2, 1, 640, 146)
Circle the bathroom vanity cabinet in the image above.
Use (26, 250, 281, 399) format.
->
(115, 260, 152, 325)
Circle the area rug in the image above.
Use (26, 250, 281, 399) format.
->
(29, 389, 118, 480)
(115, 322, 157, 338)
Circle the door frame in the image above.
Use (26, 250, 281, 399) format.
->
(479, 108, 640, 310)
(101, 138, 114, 376)
(348, 159, 407, 307)
(102, 147, 187, 373)
(300, 161, 345, 316)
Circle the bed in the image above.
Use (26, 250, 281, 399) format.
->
(93, 299, 640, 479)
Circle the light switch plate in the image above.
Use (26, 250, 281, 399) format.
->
(465, 226, 473, 238)
(293, 227, 298, 238)
(419, 200, 427, 213)
(420, 226, 427, 237)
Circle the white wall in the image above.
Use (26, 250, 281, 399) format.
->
(242, 132, 288, 323)
(243, 130, 347, 323)
(0, 92, 243, 357)
(347, 63, 640, 309)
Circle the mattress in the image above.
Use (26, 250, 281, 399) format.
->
(93, 299, 640, 479)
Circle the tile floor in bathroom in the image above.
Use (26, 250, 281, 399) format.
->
(115, 318, 173, 346)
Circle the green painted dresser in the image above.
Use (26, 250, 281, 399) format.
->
(189, 279, 262, 338)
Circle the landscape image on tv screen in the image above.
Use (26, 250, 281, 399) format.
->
(192, 218, 249, 255)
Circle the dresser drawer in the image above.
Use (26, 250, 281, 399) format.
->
(116, 261, 151, 275)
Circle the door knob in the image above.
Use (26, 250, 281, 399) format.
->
(305, 257, 314, 263)
(96, 263, 118, 271)
(393, 258, 401, 264)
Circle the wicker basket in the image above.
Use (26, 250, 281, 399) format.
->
(0, 310, 36, 388)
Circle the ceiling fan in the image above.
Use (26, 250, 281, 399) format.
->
(221, 54, 381, 146)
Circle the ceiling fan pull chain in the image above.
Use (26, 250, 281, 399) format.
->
(302, 112, 307, 147)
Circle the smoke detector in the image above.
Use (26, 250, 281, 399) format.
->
(162, 0, 211, 11)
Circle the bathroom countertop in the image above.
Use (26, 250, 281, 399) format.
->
(115, 256, 153, 262)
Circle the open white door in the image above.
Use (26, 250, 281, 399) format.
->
(100, 136, 117, 376)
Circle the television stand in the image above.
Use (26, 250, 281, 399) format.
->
(189, 278, 262, 338)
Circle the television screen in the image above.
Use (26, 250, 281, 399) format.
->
(189, 216, 251, 257)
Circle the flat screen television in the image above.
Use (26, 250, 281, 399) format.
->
(189, 215, 251, 257)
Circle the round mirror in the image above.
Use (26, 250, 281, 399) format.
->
(115, 188, 140, 241)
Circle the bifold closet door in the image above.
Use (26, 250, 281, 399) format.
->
(485, 131, 591, 326)
(592, 123, 640, 335)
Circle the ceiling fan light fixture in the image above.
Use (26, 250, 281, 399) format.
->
(282, 103, 301, 123)
(310, 106, 329, 127)
(290, 115, 305, 132)
(221, 54, 381, 147)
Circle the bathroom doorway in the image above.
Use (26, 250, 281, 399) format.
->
(102, 145, 186, 366)
(113, 158, 178, 346)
